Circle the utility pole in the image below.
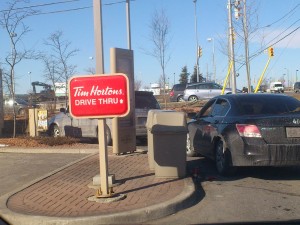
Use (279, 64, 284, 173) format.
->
(242, 0, 251, 93)
(228, 0, 237, 93)
(193, 0, 200, 82)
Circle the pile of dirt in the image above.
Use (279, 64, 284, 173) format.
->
(0, 136, 89, 148)
(0, 137, 48, 148)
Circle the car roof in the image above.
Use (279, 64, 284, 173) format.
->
(135, 90, 154, 96)
(212, 93, 297, 105)
(186, 82, 217, 87)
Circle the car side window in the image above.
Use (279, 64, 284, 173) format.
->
(197, 84, 208, 90)
(198, 99, 216, 117)
(211, 84, 222, 89)
(211, 99, 230, 116)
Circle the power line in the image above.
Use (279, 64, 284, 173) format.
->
(31, 6, 92, 16)
(26, 0, 135, 16)
(0, 0, 135, 15)
(0, 0, 81, 13)
(237, 24, 300, 71)
(260, 3, 300, 29)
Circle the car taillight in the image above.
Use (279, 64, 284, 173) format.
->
(169, 91, 174, 97)
(236, 124, 262, 138)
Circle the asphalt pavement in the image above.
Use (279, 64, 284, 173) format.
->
(0, 146, 197, 225)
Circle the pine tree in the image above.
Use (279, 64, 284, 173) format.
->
(179, 66, 190, 84)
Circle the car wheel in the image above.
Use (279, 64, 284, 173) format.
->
(215, 140, 235, 176)
(186, 133, 197, 157)
(49, 124, 60, 137)
(97, 125, 112, 145)
(106, 126, 112, 146)
(177, 95, 184, 102)
(188, 95, 198, 102)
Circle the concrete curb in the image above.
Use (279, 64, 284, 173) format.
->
(0, 149, 197, 224)
(0, 147, 99, 154)
(0, 177, 195, 225)
(0, 146, 147, 154)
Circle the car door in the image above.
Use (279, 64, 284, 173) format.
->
(191, 98, 230, 158)
(196, 83, 210, 99)
(78, 118, 98, 137)
(190, 99, 216, 157)
(209, 83, 223, 98)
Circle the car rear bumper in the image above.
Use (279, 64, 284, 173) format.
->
(232, 144, 300, 166)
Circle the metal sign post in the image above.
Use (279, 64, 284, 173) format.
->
(69, 74, 129, 197)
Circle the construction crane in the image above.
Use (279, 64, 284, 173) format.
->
(30, 81, 55, 102)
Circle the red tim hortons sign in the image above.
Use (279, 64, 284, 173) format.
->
(69, 73, 130, 118)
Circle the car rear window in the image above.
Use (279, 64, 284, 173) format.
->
(135, 92, 160, 109)
(237, 96, 300, 115)
(173, 84, 186, 91)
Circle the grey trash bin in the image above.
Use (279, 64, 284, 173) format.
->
(150, 111, 187, 178)
(146, 110, 175, 171)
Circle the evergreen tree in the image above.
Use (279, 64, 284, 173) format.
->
(179, 66, 189, 84)
(190, 65, 204, 83)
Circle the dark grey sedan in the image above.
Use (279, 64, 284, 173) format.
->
(187, 94, 300, 175)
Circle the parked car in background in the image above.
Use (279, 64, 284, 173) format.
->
(294, 82, 300, 93)
(186, 94, 300, 175)
(169, 83, 187, 102)
(4, 98, 29, 115)
(47, 91, 161, 144)
(269, 81, 284, 93)
(183, 82, 232, 101)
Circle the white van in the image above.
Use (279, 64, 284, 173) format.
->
(270, 82, 284, 93)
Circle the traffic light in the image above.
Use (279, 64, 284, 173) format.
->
(197, 46, 202, 58)
(268, 47, 274, 57)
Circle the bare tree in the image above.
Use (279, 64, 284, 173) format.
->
(40, 55, 60, 109)
(0, 0, 38, 137)
(44, 30, 79, 107)
(234, 0, 259, 92)
(135, 80, 142, 90)
(85, 67, 96, 75)
(146, 9, 171, 105)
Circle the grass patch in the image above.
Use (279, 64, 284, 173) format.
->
(35, 136, 81, 146)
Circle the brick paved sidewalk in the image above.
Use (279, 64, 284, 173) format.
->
(5, 151, 190, 221)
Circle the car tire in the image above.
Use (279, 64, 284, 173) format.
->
(96, 125, 112, 146)
(188, 95, 198, 102)
(186, 133, 197, 157)
(177, 95, 184, 102)
(215, 140, 236, 176)
(49, 124, 60, 137)
(106, 126, 112, 146)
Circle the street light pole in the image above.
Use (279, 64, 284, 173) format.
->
(28, 72, 32, 91)
(193, 0, 200, 82)
(296, 69, 299, 82)
(207, 37, 216, 82)
(126, 0, 131, 50)
(228, 0, 237, 93)
(173, 73, 175, 86)
(285, 68, 289, 89)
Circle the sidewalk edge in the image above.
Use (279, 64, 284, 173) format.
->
(0, 177, 196, 225)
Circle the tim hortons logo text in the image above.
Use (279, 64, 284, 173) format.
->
(72, 85, 124, 106)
